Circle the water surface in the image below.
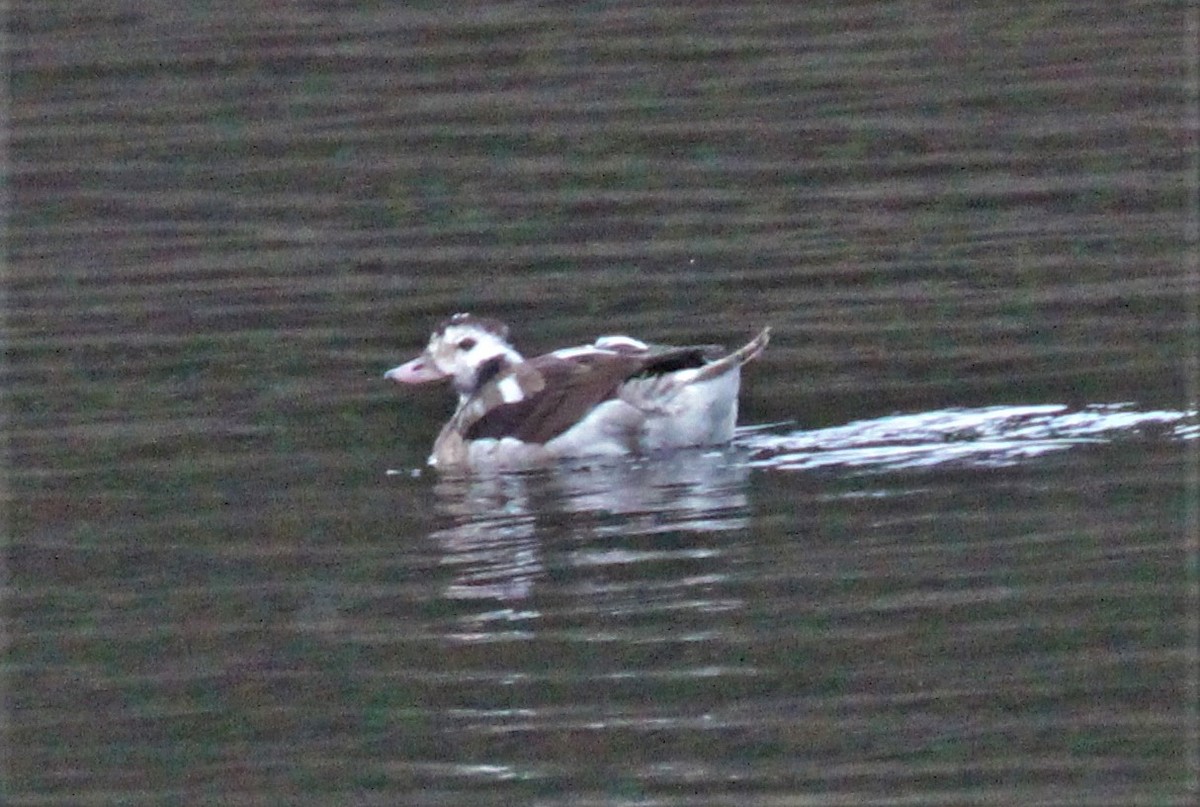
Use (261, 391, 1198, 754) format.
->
(7, 1, 1199, 803)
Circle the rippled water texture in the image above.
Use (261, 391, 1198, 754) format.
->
(7, 0, 1200, 804)
(744, 402, 1198, 470)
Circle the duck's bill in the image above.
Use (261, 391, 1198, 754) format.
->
(385, 355, 448, 384)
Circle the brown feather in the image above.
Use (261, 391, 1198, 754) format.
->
(455, 330, 769, 447)
(465, 353, 645, 444)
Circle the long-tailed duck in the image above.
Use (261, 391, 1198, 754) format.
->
(385, 313, 770, 471)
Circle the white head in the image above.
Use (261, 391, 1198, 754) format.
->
(385, 314, 523, 398)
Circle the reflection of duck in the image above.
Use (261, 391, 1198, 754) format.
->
(429, 450, 751, 614)
(386, 314, 770, 471)
(436, 450, 751, 537)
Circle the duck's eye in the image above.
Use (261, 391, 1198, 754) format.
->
(458, 338, 477, 351)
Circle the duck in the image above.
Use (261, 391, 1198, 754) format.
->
(385, 313, 770, 471)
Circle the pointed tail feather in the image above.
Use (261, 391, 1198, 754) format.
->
(693, 326, 770, 382)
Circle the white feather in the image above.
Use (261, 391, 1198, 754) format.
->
(496, 375, 525, 404)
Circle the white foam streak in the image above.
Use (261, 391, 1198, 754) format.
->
(740, 403, 1197, 472)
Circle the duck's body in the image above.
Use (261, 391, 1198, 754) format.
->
(386, 314, 769, 471)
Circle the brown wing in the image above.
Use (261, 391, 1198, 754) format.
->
(464, 353, 647, 444)
(629, 345, 718, 375)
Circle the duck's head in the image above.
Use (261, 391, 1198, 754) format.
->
(385, 313, 522, 398)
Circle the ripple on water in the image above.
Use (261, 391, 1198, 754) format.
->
(740, 402, 1198, 472)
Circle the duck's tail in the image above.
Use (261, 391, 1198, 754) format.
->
(693, 326, 770, 382)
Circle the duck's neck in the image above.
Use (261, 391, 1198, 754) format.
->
(454, 349, 524, 404)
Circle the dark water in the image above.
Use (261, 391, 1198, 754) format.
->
(6, 1, 1200, 803)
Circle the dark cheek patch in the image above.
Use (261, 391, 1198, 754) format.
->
(475, 356, 505, 388)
